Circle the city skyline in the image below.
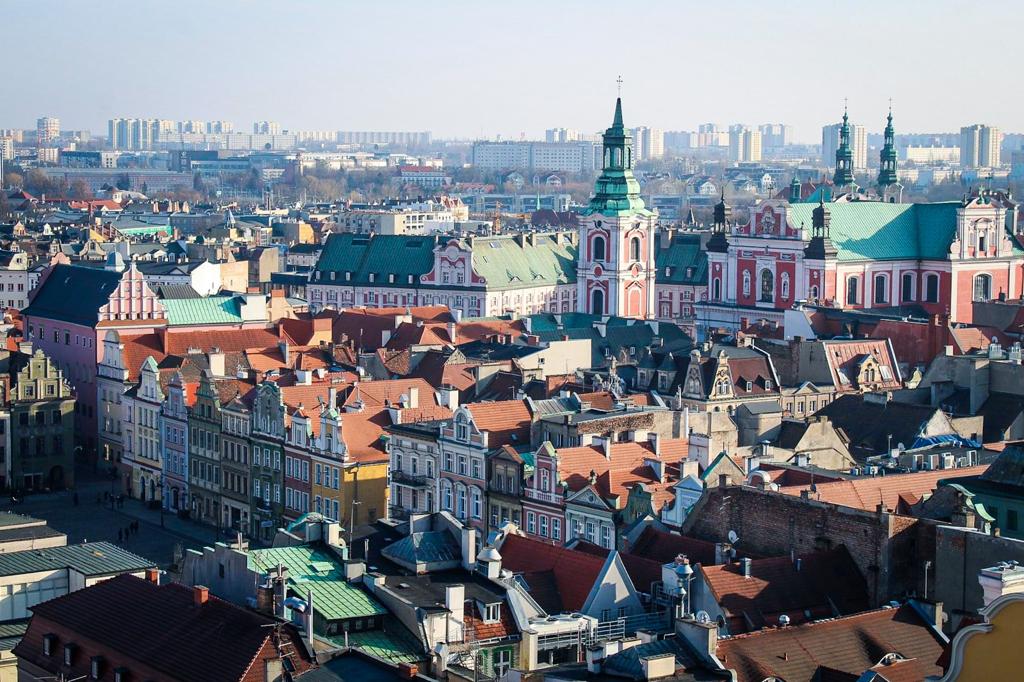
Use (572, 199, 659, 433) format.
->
(5, 0, 1022, 142)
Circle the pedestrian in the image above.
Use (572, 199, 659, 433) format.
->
(117, 529, 122, 543)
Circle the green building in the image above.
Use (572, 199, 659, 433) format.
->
(943, 446, 1024, 540)
(9, 348, 75, 492)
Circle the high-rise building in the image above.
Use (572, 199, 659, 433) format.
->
(546, 128, 581, 143)
(823, 120, 867, 171)
(36, 117, 59, 145)
(108, 118, 160, 150)
(758, 123, 792, 150)
(631, 127, 664, 161)
(728, 126, 762, 163)
(696, 123, 729, 148)
(206, 120, 234, 134)
(0, 138, 14, 162)
(960, 124, 1001, 168)
(253, 121, 282, 135)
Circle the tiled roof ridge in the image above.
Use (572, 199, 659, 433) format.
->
(718, 603, 911, 642)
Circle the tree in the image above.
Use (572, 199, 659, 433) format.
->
(69, 179, 92, 200)
(3, 172, 23, 190)
(116, 173, 131, 191)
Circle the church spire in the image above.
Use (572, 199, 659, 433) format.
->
(877, 103, 898, 188)
(833, 103, 855, 186)
(584, 97, 648, 216)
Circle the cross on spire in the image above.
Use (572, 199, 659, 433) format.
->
(888, 97, 893, 113)
(616, 75, 623, 96)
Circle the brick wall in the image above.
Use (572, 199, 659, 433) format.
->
(681, 485, 936, 605)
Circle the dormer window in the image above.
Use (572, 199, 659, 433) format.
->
(114, 667, 129, 682)
(91, 655, 105, 680)
(765, 380, 772, 390)
(483, 603, 501, 623)
(745, 381, 753, 392)
(42, 633, 56, 656)
(64, 642, 77, 667)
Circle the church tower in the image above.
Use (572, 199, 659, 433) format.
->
(832, 106, 855, 188)
(577, 98, 657, 319)
(877, 106, 902, 202)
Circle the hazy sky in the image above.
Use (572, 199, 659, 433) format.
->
(5, 0, 1022, 142)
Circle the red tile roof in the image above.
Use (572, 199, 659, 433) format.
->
(554, 440, 687, 508)
(499, 534, 605, 613)
(700, 546, 869, 633)
(716, 603, 946, 682)
(466, 400, 533, 448)
(164, 328, 280, 355)
(778, 466, 989, 512)
(627, 526, 718, 567)
(13, 574, 313, 682)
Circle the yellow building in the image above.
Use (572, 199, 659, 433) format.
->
(942, 561, 1024, 680)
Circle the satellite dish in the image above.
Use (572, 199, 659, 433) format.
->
(696, 610, 711, 623)
(727, 530, 739, 544)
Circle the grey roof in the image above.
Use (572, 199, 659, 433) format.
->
(0, 512, 46, 528)
(0, 620, 27, 652)
(22, 264, 122, 326)
(602, 636, 703, 681)
(0, 541, 155, 578)
(381, 531, 460, 566)
(155, 283, 202, 299)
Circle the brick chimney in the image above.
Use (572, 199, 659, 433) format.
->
(193, 585, 209, 607)
(145, 568, 159, 584)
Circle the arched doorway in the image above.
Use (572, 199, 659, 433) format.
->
(48, 466, 64, 491)
(591, 288, 605, 315)
(627, 286, 642, 317)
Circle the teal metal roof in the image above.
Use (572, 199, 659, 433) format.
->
(328, 627, 425, 664)
(163, 296, 245, 325)
(315, 233, 436, 287)
(314, 232, 577, 292)
(469, 234, 576, 290)
(655, 232, 707, 285)
(0, 541, 154, 577)
(785, 201, 1022, 262)
(248, 545, 386, 621)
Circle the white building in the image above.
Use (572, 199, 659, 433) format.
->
(632, 126, 665, 161)
(471, 141, 598, 173)
(36, 117, 59, 145)
(729, 126, 762, 163)
(904, 146, 961, 164)
(0, 251, 41, 310)
(823, 121, 868, 171)
(961, 124, 1002, 169)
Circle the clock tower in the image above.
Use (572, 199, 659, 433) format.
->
(577, 97, 657, 318)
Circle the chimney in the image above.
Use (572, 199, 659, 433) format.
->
(145, 568, 160, 584)
(461, 525, 476, 570)
(714, 542, 732, 565)
(675, 617, 718, 666)
(437, 384, 459, 411)
(408, 386, 419, 409)
(327, 386, 337, 409)
(447, 321, 457, 343)
(278, 340, 290, 365)
(602, 437, 612, 459)
(649, 432, 662, 456)
(739, 557, 752, 578)
(207, 347, 225, 377)
(344, 560, 366, 583)
(445, 583, 465, 630)
(193, 585, 209, 607)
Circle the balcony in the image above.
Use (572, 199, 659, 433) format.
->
(392, 470, 430, 488)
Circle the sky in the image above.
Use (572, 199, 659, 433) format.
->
(5, 0, 1022, 143)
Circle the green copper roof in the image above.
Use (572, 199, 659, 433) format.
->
(248, 545, 386, 621)
(163, 296, 248, 326)
(655, 232, 707, 285)
(328, 627, 426, 664)
(315, 232, 577, 292)
(583, 98, 653, 218)
(787, 201, 1024, 262)
(469, 233, 576, 290)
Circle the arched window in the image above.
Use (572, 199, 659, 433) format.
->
(713, 278, 721, 300)
(810, 285, 819, 300)
(901, 272, 914, 302)
(973, 273, 992, 301)
(592, 235, 606, 262)
(630, 236, 641, 262)
(591, 288, 605, 314)
(760, 269, 774, 302)
(781, 272, 791, 300)
(742, 270, 751, 297)
(846, 276, 860, 305)
(925, 273, 939, 303)
(874, 274, 888, 304)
